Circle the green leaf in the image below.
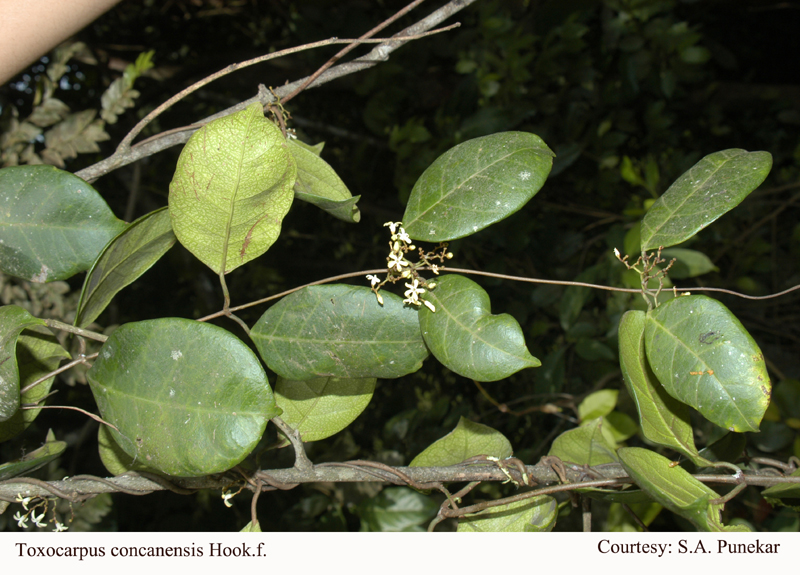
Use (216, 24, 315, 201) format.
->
(75, 207, 176, 327)
(0, 165, 127, 282)
(168, 102, 296, 275)
(410, 417, 513, 467)
(97, 425, 158, 476)
(661, 248, 718, 279)
(274, 376, 375, 443)
(644, 295, 771, 432)
(458, 496, 557, 532)
(548, 418, 618, 466)
(604, 412, 638, 443)
(640, 149, 772, 251)
(87, 318, 280, 477)
(578, 390, 618, 421)
(240, 520, 262, 532)
(358, 487, 438, 532)
(619, 310, 706, 463)
(618, 447, 727, 532)
(402, 132, 554, 241)
(0, 429, 66, 481)
(0, 305, 46, 421)
(0, 327, 70, 442)
(288, 139, 360, 223)
(418, 274, 539, 382)
(251, 284, 428, 380)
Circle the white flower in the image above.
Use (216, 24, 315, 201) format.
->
(404, 279, 426, 303)
(15, 494, 32, 510)
(430, 264, 440, 275)
(366, 274, 381, 287)
(53, 520, 68, 532)
(221, 490, 235, 508)
(383, 221, 402, 233)
(387, 253, 409, 272)
(31, 511, 46, 528)
(395, 228, 412, 245)
(13, 511, 28, 529)
(423, 300, 436, 312)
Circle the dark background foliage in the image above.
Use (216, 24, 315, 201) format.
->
(1, 0, 799, 531)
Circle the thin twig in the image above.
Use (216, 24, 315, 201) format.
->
(20, 352, 98, 395)
(44, 319, 107, 342)
(20, 404, 118, 431)
(281, 0, 429, 104)
(74, 0, 479, 182)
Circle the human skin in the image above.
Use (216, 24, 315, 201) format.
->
(0, 0, 121, 84)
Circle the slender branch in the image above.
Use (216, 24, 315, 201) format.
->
(2, 459, 797, 502)
(196, 266, 800, 323)
(281, 0, 429, 104)
(44, 319, 107, 342)
(20, 352, 98, 395)
(117, 25, 458, 151)
(19, 404, 118, 431)
(75, 0, 479, 182)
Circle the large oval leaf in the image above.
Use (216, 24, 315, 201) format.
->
(0, 165, 127, 282)
(640, 149, 772, 251)
(87, 318, 280, 477)
(418, 274, 539, 382)
(619, 310, 706, 464)
(410, 417, 512, 467)
(274, 376, 375, 444)
(402, 132, 554, 241)
(251, 284, 428, 380)
(0, 305, 46, 421)
(0, 327, 70, 442)
(168, 102, 296, 274)
(644, 295, 771, 432)
(75, 207, 176, 327)
(288, 139, 360, 223)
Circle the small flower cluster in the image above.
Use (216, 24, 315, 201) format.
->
(367, 222, 453, 312)
(13, 494, 67, 531)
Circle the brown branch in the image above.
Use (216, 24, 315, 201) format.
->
(2, 459, 798, 503)
(75, 0, 479, 183)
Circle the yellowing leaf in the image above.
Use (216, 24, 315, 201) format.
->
(169, 103, 296, 274)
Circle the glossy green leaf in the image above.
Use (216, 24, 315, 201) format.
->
(402, 132, 554, 241)
(75, 207, 176, 327)
(618, 447, 729, 532)
(458, 495, 557, 532)
(251, 284, 428, 380)
(358, 487, 438, 532)
(168, 102, 296, 275)
(418, 274, 539, 382)
(640, 149, 772, 251)
(274, 376, 375, 444)
(578, 389, 618, 421)
(548, 418, 618, 466)
(410, 417, 513, 467)
(87, 318, 280, 477)
(619, 310, 706, 463)
(661, 248, 718, 279)
(288, 139, 360, 223)
(0, 305, 46, 421)
(0, 327, 70, 442)
(97, 425, 157, 476)
(0, 165, 127, 282)
(645, 295, 771, 432)
(0, 429, 66, 481)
